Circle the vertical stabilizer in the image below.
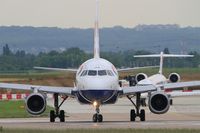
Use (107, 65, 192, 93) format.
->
(159, 52, 164, 74)
(94, 0, 100, 58)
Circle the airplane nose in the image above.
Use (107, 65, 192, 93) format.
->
(84, 77, 114, 89)
(79, 77, 117, 102)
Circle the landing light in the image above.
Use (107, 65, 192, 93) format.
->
(93, 101, 98, 107)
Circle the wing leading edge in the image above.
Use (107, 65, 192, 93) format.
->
(0, 83, 75, 96)
(121, 85, 157, 95)
(160, 81, 200, 90)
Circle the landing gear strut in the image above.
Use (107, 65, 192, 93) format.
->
(50, 93, 68, 122)
(92, 102, 103, 122)
(127, 93, 145, 122)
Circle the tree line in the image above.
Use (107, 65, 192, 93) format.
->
(0, 45, 199, 72)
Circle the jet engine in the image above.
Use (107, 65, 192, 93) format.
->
(168, 73, 180, 83)
(25, 93, 46, 115)
(135, 73, 148, 83)
(148, 92, 170, 114)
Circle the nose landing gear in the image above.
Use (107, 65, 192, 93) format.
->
(92, 101, 103, 122)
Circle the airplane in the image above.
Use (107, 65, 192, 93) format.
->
(131, 52, 200, 106)
(0, 0, 200, 123)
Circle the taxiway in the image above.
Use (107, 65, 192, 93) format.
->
(1, 97, 200, 129)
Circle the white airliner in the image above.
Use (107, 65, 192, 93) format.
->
(133, 52, 200, 107)
(0, 0, 200, 123)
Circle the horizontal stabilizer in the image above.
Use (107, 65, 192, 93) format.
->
(133, 52, 194, 74)
(134, 54, 194, 58)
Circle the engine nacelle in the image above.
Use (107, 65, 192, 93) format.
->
(148, 92, 170, 114)
(135, 73, 148, 83)
(26, 93, 46, 115)
(168, 73, 180, 83)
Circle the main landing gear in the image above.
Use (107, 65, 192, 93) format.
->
(92, 101, 103, 122)
(127, 93, 145, 122)
(50, 93, 68, 122)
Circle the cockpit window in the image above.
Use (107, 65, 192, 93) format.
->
(107, 70, 114, 76)
(80, 70, 88, 76)
(98, 70, 107, 76)
(88, 70, 97, 76)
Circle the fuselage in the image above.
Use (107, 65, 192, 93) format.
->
(137, 74, 167, 86)
(75, 58, 120, 105)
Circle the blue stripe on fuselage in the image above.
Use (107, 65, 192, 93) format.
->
(78, 90, 117, 104)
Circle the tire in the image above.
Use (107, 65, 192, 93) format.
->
(50, 110, 55, 122)
(130, 109, 136, 121)
(60, 110, 65, 122)
(93, 114, 98, 122)
(140, 109, 145, 121)
(141, 99, 146, 107)
(170, 99, 173, 105)
(98, 114, 103, 122)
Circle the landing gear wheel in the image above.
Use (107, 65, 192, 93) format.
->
(140, 109, 145, 121)
(59, 110, 65, 122)
(98, 114, 103, 122)
(130, 109, 136, 121)
(93, 114, 98, 122)
(140, 99, 146, 107)
(93, 113, 103, 122)
(170, 99, 173, 105)
(50, 110, 55, 122)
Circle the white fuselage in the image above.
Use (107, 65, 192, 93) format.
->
(137, 74, 167, 86)
(75, 58, 120, 104)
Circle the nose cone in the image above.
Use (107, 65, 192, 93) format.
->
(80, 89, 116, 102)
(79, 77, 118, 102)
(84, 77, 115, 89)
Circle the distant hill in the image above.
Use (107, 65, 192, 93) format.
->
(0, 24, 200, 54)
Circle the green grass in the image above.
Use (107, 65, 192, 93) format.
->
(0, 128, 200, 133)
(0, 100, 53, 118)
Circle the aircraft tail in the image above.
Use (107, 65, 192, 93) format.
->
(134, 52, 193, 74)
(94, 0, 100, 58)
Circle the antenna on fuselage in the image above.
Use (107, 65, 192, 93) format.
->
(94, 0, 100, 58)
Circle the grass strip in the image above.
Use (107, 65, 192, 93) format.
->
(0, 100, 53, 118)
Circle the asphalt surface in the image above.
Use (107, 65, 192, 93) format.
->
(1, 97, 200, 129)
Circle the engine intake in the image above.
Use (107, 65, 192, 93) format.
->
(26, 93, 46, 115)
(168, 73, 180, 83)
(135, 73, 148, 83)
(148, 92, 170, 114)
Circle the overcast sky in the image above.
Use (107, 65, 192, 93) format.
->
(0, 0, 199, 28)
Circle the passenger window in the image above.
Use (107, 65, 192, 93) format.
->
(88, 70, 97, 76)
(98, 70, 107, 76)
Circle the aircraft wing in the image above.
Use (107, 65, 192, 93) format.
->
(159, 81, 200, 90)
(34, 67, 77, 73)
(121, 85, 157, 95)
(117, 66, 158, 72)
(0, 83, 75, 96)
(167, 90, 200, 98)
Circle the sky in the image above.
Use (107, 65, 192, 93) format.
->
(0, 0, 199, 28)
